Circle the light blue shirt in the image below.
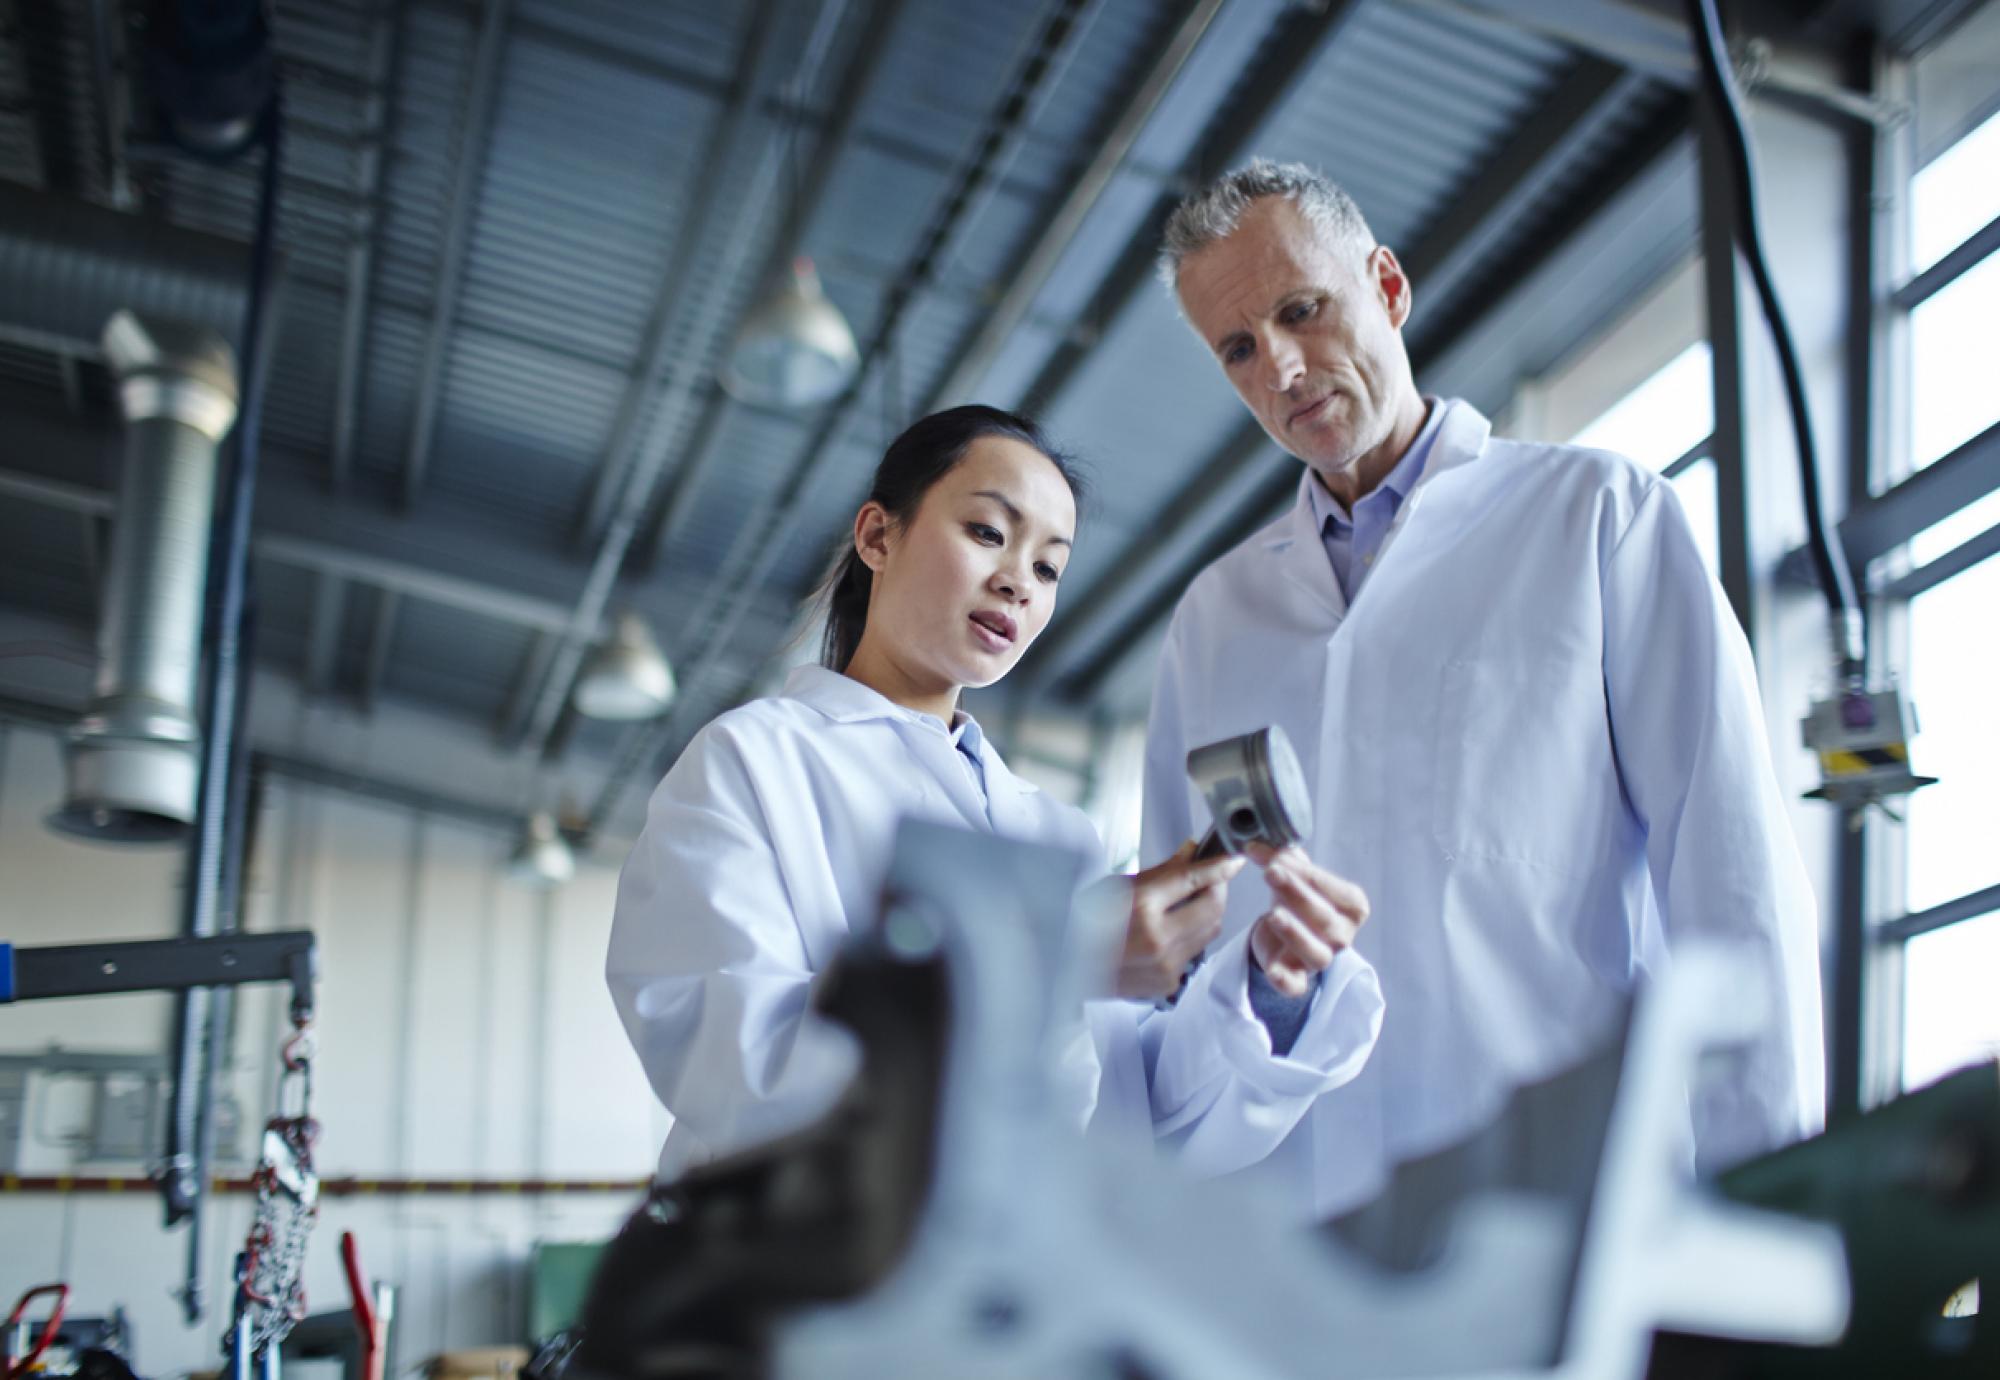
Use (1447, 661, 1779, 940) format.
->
(943, 710, 992, 824)
(1305, 400, 1443, 605)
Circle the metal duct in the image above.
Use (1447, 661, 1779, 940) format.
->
(0, 183, 248, 357)
(50, 311, 239, 843)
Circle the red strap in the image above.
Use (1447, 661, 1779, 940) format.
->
(339, 1232, 384, 1380)
(4, 1283, 70, 1380)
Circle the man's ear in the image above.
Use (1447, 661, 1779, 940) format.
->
(854, 501, 893, 574)
(1371, 246, 1414, 330)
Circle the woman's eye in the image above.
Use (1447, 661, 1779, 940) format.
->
(1036, 563, 1061, 584)
(1223, 342, 1251, 365)
(967, 523, 1002, 544)
(1282, 298, 1317, 323)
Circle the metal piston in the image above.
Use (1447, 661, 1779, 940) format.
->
(1186, 724, 1313, 860)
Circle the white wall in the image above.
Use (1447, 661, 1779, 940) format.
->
(0, 723, 666, 1377)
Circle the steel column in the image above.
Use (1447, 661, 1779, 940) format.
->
(1697, 105, 1758, 641)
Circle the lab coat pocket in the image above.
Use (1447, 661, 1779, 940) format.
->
(1431, 655, 1622, 875)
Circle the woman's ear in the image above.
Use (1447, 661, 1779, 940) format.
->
(854, 501, 893, 574)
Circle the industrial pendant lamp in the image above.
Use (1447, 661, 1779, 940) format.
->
(507, 811, 575, 888)
(574, 612, 677, 721)
(721, 257, 858, 409)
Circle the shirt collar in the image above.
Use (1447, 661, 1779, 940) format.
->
(1305, 396, 1444, 531)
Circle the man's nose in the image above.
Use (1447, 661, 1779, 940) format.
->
(1262, 334, 1304, 394)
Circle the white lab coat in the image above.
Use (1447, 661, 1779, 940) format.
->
(608, 664, 1383, 1183)
(1143, 399, 1825, 1218)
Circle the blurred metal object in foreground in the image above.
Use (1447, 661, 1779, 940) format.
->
(1186, 724, 1312, 860)
(1659, 1059, 1998, 1378)
(576, 823, 1865, 1379)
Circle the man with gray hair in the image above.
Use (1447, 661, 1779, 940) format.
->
(1137, 159, 1825, 1217)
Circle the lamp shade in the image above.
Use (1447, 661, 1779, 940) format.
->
(574, 613, 676, 721)
(721, 257, 859, 409)
(507, 811, 575, 887)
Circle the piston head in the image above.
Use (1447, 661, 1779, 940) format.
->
(1185, 724, 1312, 858)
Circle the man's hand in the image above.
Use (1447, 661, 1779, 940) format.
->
(1247, 843, 1369, 998)
(1116, 843, 1245, 1000)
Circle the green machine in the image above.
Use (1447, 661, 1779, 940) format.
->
(529, 1243, 608, 1344)
(1657, 1060, 1997, 1376)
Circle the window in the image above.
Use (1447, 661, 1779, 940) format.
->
(1568, 341, 1721, 578)
(1889, 88, 2000, 1093)
(1501, 256, 1723, 580)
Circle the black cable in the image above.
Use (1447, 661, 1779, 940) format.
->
(1684, 0, 1865, 675)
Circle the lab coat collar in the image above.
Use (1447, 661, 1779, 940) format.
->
(778, 664, 1036, 796)
(1263, 398, 1490, 621)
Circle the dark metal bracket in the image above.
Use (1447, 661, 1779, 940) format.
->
(0, 930, 316, 1021)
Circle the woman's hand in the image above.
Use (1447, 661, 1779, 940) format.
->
(1246, 843, 1369, 998)
(1116, 843, 1245, 1000)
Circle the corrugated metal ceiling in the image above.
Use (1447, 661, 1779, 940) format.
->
(0, 0, 1701, 833)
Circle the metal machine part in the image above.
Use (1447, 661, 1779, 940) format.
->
(1185, 724, 1312, 860)
(49, 310, 239, 843)
(1159, 724, 1314, 1007)
(574, 822, 1854, 1380)
(572, 823, 1106, 1380)
(1800, 682, 1937, 813)
(1677, 1059, 1999, 1377)
(777, 832, 1847, 1379)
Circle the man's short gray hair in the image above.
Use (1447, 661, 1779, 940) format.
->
(1157, 159, 1375, 291)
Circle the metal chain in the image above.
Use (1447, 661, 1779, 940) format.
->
(227, 1015, 321, 1360)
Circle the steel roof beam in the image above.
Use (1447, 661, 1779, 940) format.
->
(927, 0, 1228, 407)
(0, 412, 786, 647)
(1053, 96, 1697, 701)
(508, 0, 861, 760)
(1011, 0, 1368, 417)
(397, 0, 512, 509)
(1013, 56, 1649, 693)
(304, 573, 349, 696)
(358, 588, 400, 713)
(567, 0, 792, 553)
(657, 0, 1368, 732)
(584, 0, 1215, 831)
(0, 446, 808, 724)
(575, 0, 909, 556)
(330, 3, 402, 494)
(1399, 58, 1641, 330)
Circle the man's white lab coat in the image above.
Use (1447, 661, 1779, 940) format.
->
(1142, 399, 1825, 1218)
(609, 664, 1383, 1183)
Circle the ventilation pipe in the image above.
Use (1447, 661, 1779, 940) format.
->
(49, 312, 239, 842)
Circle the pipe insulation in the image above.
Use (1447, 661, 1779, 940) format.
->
(0, 182, 251, 356)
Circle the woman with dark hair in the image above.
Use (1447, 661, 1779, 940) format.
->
(607, 405, 1382, 1187)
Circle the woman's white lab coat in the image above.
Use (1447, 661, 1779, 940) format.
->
(608, 664, 1383, 1183)
(1143, 400, 1825, 1219)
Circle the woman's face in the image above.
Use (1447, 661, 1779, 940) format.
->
(856, 434, 1076, 695)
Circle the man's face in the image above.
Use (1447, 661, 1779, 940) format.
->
(1176, 197, 1415, 487)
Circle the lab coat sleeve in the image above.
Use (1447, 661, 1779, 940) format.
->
(606, 724, 857, 1171)
(1601, 479, 1825, 1169)
(1131, 614, 1387, 1177)
(1139, 938, 1383, 1176)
